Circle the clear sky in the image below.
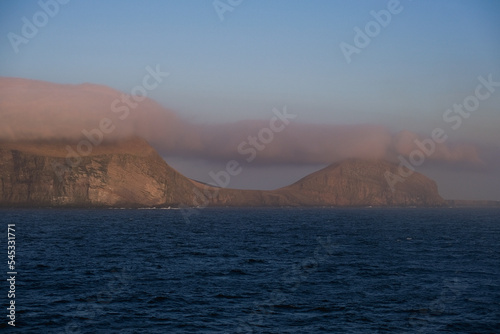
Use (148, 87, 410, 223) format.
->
(1, 0, 500, 200)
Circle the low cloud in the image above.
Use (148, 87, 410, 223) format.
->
(0, 77, 483, 167)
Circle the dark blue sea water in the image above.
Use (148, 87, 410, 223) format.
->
(1, 208, 499, 333)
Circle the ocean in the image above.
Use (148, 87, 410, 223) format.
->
(1, 208, 499, 333)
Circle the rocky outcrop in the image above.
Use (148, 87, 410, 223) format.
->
(203, 159, 446, 207)
(0, 138, 195, 207)
(0, 139, 446, 208)
(273, 159, 445, 206)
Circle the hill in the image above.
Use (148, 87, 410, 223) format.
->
(205, 159, 446, 207)
(274, 159, 445, 206)
(0, 138, 446, 208)
(0, 138, 195, 207)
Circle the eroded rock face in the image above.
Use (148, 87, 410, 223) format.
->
(272, 159, 446, 207)
(0, 139, 445, 208)
(198, 159, 445, 207)
(0, 138, 196, 207)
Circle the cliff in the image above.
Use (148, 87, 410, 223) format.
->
(276, 159, 445, 206)
(0, 139, 446, 208)
(204, 159, 446, 207)
(0, 138, 195, 207)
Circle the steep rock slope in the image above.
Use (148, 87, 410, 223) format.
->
(0, 140, 445, 208)
(0, 138, 195, 207)
(195, 159, 445, 207)
(272, 159, 445, 206)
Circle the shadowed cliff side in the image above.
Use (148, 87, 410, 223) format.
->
(0, 137, 196, 207)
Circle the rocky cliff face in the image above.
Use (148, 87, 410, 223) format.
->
(0, 138, 195, 207)
(0, 139, 445, 207)
(194, 159, 445, 207)
(273, 159, 445, 206)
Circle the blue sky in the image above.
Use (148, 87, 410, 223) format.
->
(1, 0, 500, 199)
(2, 0, 499, 122)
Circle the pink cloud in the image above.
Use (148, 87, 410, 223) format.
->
(0, 77, 484, 167)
